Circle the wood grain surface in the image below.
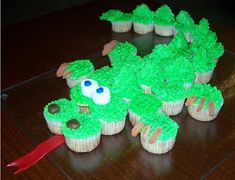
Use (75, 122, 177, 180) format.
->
(2, 0, 235, 179)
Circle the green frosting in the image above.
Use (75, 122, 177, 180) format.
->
(70, 84, 93, 105)
(201, 30, 218, 49)
(138, 58, 165, 87)
(129, 93, 162, 116)
(90, 96, 128, 122)
(66, 59, 94, 79)
(175, 10, 195, 32)
(61, 114, 102, 139)
(187, 84, 223, 109)
(191, 48, 216, 73)
(88, 66, 114, 87)
(168, 32, 188, 51)
(108, 41, 137, 60)
(166, 56, 195, 84)
(154, 5, 175, 26)
(111, 65, 143, 100)
(198, 18, 210, 34)
(208, 42, 224, 59)
(100, 9, 132, 22)
(152, 81, 187, 102)
(43, 98, 78, 122)
(149, 44, 174, 60)
(140, 113, 179, 141)
(132, 3, 154, 24)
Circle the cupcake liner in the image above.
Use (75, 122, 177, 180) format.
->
(173, 28, 191, 43)
(187, 104, 222, 121)
(128, 110, 141, 126)
(66, 76, 87, 88)
(184, 83, 193, 90)
(133, 22, 154, 34)
(111, 22, 132, 33)
(140, 85, 152, 94)
(163, 99, 185, 115)
(65, 133, 101, 152)
(45, 119, 63, 134)
(99, 118, 126, 135)
(78, 105, 91, 114)
(195, 70, 213, 84)
(154, 24, 174, 37)
(214, 58, 219, 64)
(140, 133, 176, 154)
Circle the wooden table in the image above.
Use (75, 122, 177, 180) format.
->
(2, 0, 235, 179)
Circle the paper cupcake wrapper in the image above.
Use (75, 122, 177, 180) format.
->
(140, 85, 152, 94)
(184, 83, 193, 90)
(140, 133, 176, 154)
(133, 22, 154, 34)
(66, 76, 87, 88)
(154, 24, 174, 37)
(45, 119, 63, 134)
(163, 99, 185, 116)
(99, 118, 126, 135)
(195, 70, 213, 84)
(173, 28, 191, 43)
(65, 133, 101, 152)
(187, 104, 222, 121)
(111, 22, 132, 33)
(128, 110, 141, 126)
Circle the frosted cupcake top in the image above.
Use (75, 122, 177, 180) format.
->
(129, 93, 162, 116)
(66, 59, 94, 79)
(149, 44, 174, 60)
(90, 96, 128, 122)
(70, 84, 93, 105)
(43, 98, 78, 122)
(140, 113, 179, 141)
(108, 41, 137, 60)
(191, 48, 216, 73)
(165, 56, 195, 84)
(187, 84, 223, 109)
(100, 9, 132, 22)
(208, 42, 224, 59)
(175, 10, 195, 32)
(154, 5, 175, 26)
(61, 114, 102, 139)
(152, 81, 187, 102)
(132, 3, 154, 24)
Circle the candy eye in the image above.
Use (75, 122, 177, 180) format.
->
(91, 86, 111, 105)
(81, 79, 99, 98)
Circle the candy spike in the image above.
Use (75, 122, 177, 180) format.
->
(197, 97, 205, 112)
(209, 100, 215, 116)
(102, 40, 118, 56)
(149, 128, 162, 144)
(56, 63, 68, 77)
(62, 70, 72, 79)
(185, 96, 196, 107)
(131, 122, 145, 137)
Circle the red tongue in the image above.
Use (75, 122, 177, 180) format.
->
(7, 134, 65, 174)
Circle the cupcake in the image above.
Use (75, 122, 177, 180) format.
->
(100, 9, 132, 33)
(128, 93, 162, 126)
(168, 31, 192, 59)
(165, 56, 195, 90)
(61, 114, 102, 152)
(56, 59, 94, 88)
(185, 84, 224, 121)
(90, 96, 128, 135)
(108, 41, 137, 63)
(132, 4, 154, 34)
(132, 113, 179, 154)
(190, 47, 216, 84)
(138, 57, 165, 94)
(43, 98, 78, 134)
(207, 42, 224, 64)
(152, 82, 187, 116)
(154, 5, 175, 36)
(174, 10, 195, 42)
